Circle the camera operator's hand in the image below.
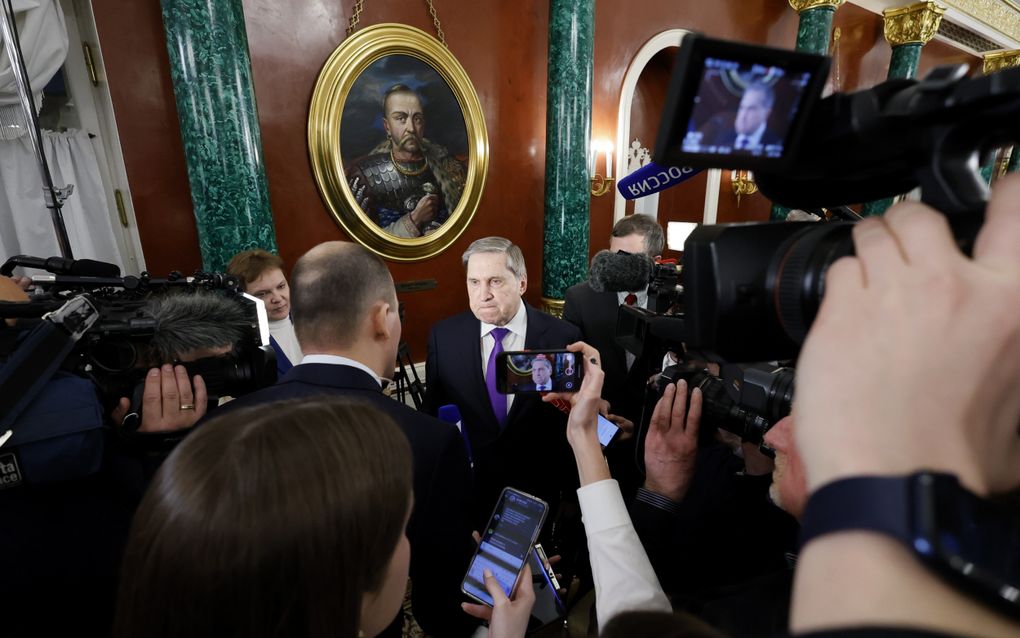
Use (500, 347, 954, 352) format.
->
(461, 564, 536, 638)
(543, 341, 611, 486)
(795, 175, 1020, 497)
(643, 381, 702, 502)
(112, 364, 207, 432)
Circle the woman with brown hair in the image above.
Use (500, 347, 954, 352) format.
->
(113, 397, 414, 638)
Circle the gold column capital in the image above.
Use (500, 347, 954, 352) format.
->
(983, 48, 1020, 74)
(541, 296, 565, 318)
(789, 0, 846, 12)
(882, 2, 947, 46)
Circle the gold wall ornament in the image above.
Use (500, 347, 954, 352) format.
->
(541, 296, 566, 318)
(883, 2, 947, 46)
(983, 48, 1020, 74)
(935, 0, 1020, 43)
(308, 23, 488, 262)
(788, 0, 846, 13)
(730, 169, 758, 207)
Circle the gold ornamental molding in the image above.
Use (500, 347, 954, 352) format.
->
(789, 0, 846, 12)
(936, 0, 1020, 43)
(541, 296, 565, 318)
(884, 2, 947, 45)
(983, 47, 1020, 72)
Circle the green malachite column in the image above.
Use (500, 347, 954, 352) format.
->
(862, 2, 945, 216)
(771, 0, 845, 220)
(982, 50, 1020, 181)
(161, 0, 277, 272)
(541, 0, 594, 315)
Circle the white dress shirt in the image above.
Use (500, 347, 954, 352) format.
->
(479, 301, 528, 415)
(299, 354, 383, 388)
(578, 479, 672, 627)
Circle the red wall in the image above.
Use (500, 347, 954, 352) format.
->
(92, 1, 977, 355)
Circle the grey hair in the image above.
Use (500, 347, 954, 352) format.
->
(461, 237, 527, 280)
(147, 291, 252, 362)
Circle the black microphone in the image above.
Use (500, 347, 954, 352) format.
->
(588, 250, 653, 293)
(1, 255, 120, 277)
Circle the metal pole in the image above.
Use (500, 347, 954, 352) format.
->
(0, 0, 73, 258)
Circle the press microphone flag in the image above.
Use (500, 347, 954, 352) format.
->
(617, 161, 703, 199)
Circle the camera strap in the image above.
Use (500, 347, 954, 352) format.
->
(0, 296, 99, 441)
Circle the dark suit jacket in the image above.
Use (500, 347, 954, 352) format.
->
(563, 281, 648, 423)
(214, 363, 476, 638)
(424, 305, 582, 533)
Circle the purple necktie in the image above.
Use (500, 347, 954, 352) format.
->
(486, 327, 509, 427)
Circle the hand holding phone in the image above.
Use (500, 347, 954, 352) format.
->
(497, 350, 583, 394)
(461, 488, 548, 606)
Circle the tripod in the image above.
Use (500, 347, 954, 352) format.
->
(392, 341, 425, 410)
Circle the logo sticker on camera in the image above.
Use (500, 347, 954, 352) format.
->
(0, 453, 22, 489)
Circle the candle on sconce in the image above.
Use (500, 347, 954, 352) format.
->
(588, 142, 598, 178)
(605, 142, 613, 179)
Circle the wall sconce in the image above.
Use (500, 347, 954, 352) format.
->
(730, 169, 757, 206)
(590, 139, 614, 197)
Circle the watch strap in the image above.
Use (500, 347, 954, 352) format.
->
(799, 474, 914, 550)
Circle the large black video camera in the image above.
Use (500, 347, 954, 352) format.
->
(0, 256, 277, 487)
(605, 34, 1019, 438)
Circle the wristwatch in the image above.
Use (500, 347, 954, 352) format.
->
(799, 471, 1020, 620)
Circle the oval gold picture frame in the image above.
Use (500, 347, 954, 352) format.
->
(308, 23, 489, 262)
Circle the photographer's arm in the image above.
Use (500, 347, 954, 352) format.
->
(790, 177, 1020, 637)
(544, 343, 672, 628)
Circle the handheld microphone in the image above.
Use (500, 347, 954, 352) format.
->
(437, 403, 473, 469)
(616, 161, 703, 200)
(588, 250, 653, 293)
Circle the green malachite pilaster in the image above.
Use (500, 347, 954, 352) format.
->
(772, 1, 843, 220)
(860, 44, 922, 216)
(542, 0, 593, 303)
(862, 3, 944, 216)
(161, 0, 277, 272)
(983, 49, 1020, 180)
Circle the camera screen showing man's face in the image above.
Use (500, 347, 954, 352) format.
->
(680, 57, 815, 159)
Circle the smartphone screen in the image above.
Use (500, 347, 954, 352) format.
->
(496, 350, 583, 394)
(462, 488, 549, 606)
(597, 414, 620, 447)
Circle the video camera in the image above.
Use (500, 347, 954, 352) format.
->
(607, 33, 1019, 437)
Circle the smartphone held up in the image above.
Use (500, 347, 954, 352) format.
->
(496, 350, 582, 394)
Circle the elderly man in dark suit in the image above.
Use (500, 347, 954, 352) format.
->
(424, 237, 581, 541)
(213, 241, 476, 638)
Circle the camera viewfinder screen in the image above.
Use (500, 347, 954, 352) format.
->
(503, 351, 580, 393)
(680, 58, 815, 160)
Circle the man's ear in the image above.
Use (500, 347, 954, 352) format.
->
(370, 301, 393, 340)
(518, 274, 528, 296)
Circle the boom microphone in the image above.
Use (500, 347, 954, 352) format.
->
(616, 161, 703, 200)
(588, 250, 653, 293)
(0, 255, 120, 278)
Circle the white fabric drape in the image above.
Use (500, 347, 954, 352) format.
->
(0, 128, 125, 271)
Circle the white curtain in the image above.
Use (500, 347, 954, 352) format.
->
(0, 128, 125, 271)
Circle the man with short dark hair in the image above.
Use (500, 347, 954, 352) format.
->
(216, 241, 476, 637)
(708, 82, 782, 153)
(564, 214, 664, 427)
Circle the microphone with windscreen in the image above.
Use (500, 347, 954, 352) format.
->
(588, 250, 653, 293)
(616, 161, 703, 200)
(1, 255, 120, 278)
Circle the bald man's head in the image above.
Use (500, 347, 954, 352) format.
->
(290, 242, 396, 349)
